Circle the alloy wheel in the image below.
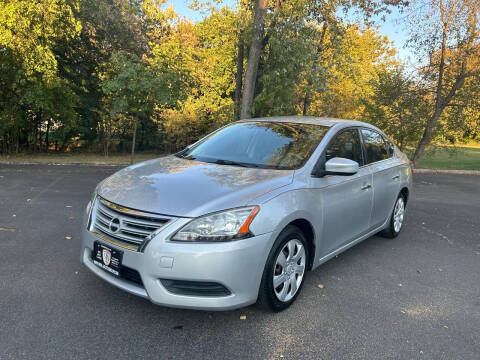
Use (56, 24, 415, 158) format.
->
(273, 239, 306, 302)
(393, 197, 405, 233)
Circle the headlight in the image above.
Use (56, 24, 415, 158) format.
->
(171, 206, 259, 242)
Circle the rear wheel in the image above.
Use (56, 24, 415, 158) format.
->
(380, 193, 406, 238)
(258, 225, 308, 312)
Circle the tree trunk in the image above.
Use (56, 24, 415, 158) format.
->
(412, 6, 468, 165)
(234, 30, 244, 120)
(105, 131, 110, 158)
(412, 107, 443, 164)
(399, 136, 405, 152)
(59, 139, 67, 152)
(33, 114, 40, 153)
(302, 92, 310, 116)
(138, 118, 144, 151)
(131, 114, 138, 165)
(100, 120, 109, 157)
(302, 20, 327, 117)
(413, 62, 467, 165)
(15, 128, 20, 154)
(45, 118, 50, 152)
(240, 0, 267, 119)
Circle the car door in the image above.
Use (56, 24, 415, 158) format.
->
(316, 128, 374, 255)
(360, 128, 401, 228)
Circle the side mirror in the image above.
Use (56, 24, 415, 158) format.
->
(324, 157, 359, 176)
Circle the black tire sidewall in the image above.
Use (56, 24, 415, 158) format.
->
(258, 225, 309, 312)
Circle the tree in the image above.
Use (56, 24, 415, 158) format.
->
(315, 25, 398, 119)
(252, 21, 398, 120)
(100, 52, 164, 162)
(0, 0, 81, 153)
(239, 0, 408, 119)
(0, 0, 81, 82)
(240, 0, 268, 119)
(149, 5, 239, 150)
(408, 0, 480, 164)
(363, 67, 429, 149)
(55, 0, 148, 149)
(436, 73, 480, 143)
(233, 1, 250, 120)
(2, 0, 478, 158)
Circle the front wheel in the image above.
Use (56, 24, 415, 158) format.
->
(380, 193, 406, 238)
(257, 225, 308, 312)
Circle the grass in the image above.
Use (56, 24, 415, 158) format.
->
(0, 152, 160, 165)
(411, 144, 480, 170)
(1, 144, 479, 170)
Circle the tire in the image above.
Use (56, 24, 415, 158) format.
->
(380, 193, 406, 238)
(257, 225, 309, 312)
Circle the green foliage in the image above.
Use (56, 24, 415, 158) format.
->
(362, 67, 429, 149)
(436, 74, 480, 144)
(99, 51, 171, 153)
(253, 10, 319, 116)
(0, 0, 80, 82)
(254, 21, 398, 120)
(0, 0, 81, 152)
(101, 53, 162, 115)
(150, 7, 239, 150)
(0, 0, 478, 155)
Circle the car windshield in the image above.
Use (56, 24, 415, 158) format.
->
(177, 121, 330, 170)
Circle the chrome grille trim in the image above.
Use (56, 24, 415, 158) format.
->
(90, 197, 174, 251)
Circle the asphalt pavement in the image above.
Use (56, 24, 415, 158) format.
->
(0, 164, 479, 360)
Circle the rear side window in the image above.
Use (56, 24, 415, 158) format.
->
(361, 129, 388, 164)
(326, 129, 364, 166)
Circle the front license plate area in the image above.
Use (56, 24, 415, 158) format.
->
(92, 241, 123, 276)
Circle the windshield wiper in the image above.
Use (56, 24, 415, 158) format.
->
(175, 151, 196, 160)
(174, 148, 188, 158)
(214, 159, 261, 168)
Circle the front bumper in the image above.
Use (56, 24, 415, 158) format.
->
(80, 218, 274, 310)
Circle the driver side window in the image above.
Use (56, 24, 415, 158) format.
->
(326, 129, 364, 166)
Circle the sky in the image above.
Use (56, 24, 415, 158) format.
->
(167, 0, 413, 63)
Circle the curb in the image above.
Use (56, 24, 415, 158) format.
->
(414, 169, 480, 175)
(0, 161, 129, 167)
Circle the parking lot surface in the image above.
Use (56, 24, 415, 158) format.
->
(0, 164, 479, 360)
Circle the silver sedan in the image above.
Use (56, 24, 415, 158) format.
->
(80, 117, 412, 311)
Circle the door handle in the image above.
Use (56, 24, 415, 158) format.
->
(361, 184, 372, 190)
(392, 175, 400, 180)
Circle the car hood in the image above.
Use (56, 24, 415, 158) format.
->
(98, 156, 293, 217)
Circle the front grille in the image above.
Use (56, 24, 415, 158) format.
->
(90, 197, 172, 251)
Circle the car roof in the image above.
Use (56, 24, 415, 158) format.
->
(239, 116, 372, 129)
